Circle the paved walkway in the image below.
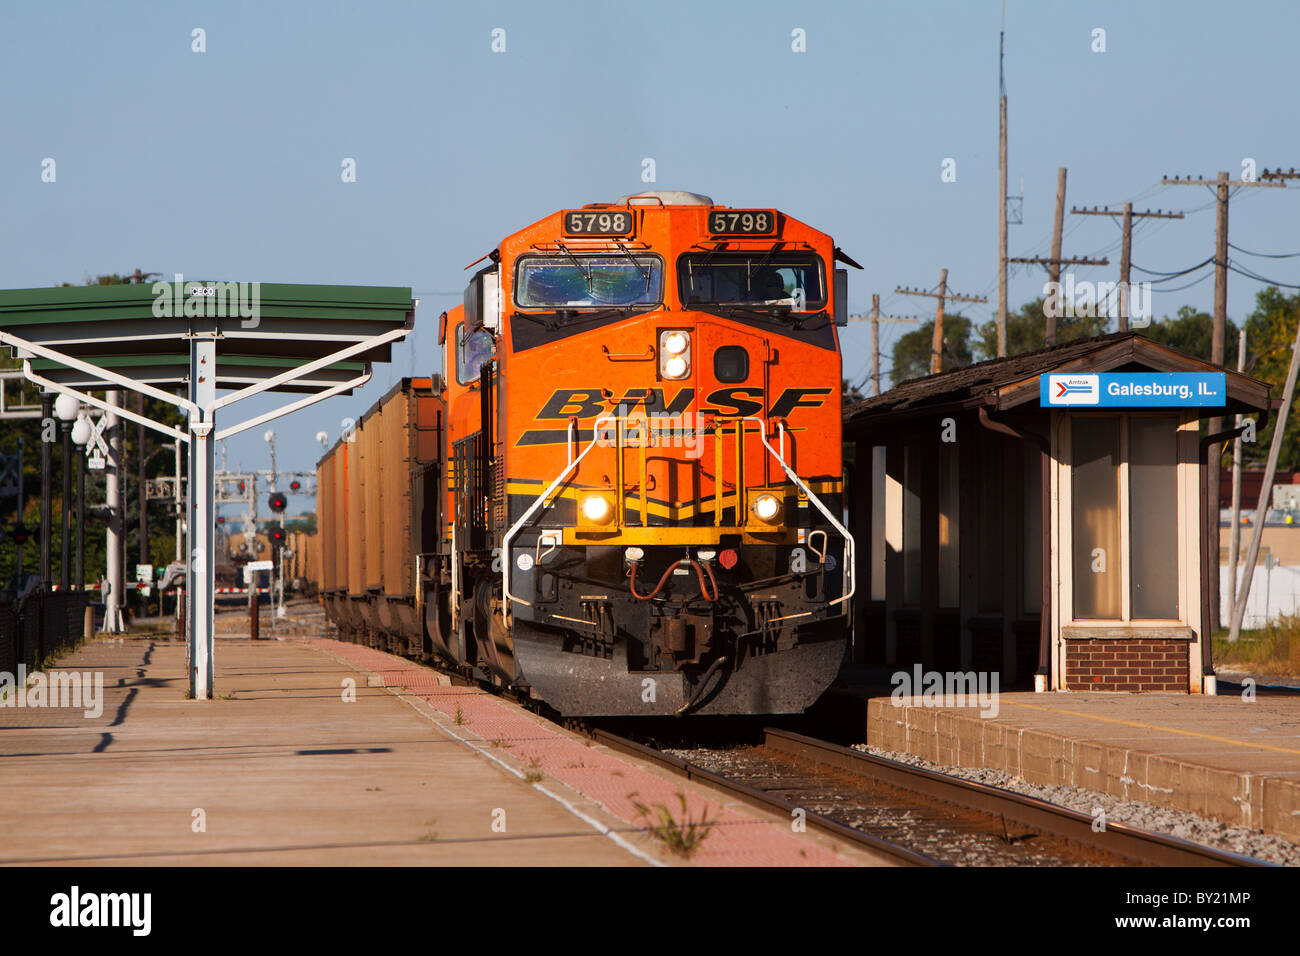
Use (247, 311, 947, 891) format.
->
(1, 633, 881, 866)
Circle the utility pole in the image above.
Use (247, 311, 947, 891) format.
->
(1070, 204, 1184, 331)
(1008, 167, 1110, 345)
(1163, 171, 1285, 631)
(997, 4, 1009, 356)
(848, 294, 920, 395)
(896, 272, 987, 374)
(1227, 327, 1247, 634)
(1047, 167, 1067, 343)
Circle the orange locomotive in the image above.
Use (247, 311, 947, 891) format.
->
(318, 191, 857, 715)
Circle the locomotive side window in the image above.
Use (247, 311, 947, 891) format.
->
(514, 254, 662, 309)
(714, 346, 749, 382)
(679, 254, 825, 311)
(456, 323, 496, 385)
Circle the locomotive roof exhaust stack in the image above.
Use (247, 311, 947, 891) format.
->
(617, 190, 714, 205)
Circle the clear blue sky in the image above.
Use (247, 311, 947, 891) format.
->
(3, 0, 1298, 514)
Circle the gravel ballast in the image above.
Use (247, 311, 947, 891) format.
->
(851, 742, 1300, 866)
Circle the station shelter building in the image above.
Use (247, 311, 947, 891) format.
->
(843, 331, 1274, 694)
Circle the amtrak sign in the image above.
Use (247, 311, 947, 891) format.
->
(1040, 372, 1227, 407)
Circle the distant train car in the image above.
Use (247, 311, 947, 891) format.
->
(318, 192, 855, 716)
(285, 531, 317, 593)
(213, 531, 271, 589)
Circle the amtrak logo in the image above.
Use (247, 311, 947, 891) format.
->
(1046, 374, 1099, 405)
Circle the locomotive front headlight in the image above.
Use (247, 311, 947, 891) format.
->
(663, 355, 688, 379)
(581, 494, 613, 524)
(659, 330, 691, 380)
(751, 493, 781, 523)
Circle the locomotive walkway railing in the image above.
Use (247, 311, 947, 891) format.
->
(501, 412, 854, 617)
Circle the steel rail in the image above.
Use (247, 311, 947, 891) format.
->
(588, 728, 943, 867)
(762, 728, 1274, 868)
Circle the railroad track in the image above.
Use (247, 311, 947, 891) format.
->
(593, 726, 1273, 867)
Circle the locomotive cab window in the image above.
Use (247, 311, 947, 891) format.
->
(514, 254, 663, 310)
(456, 323, 495, 385)
(678, 253, 826, 311)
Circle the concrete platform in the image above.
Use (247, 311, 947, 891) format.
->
(868, 690, 1300, 842)
(0, 632, 881, 866)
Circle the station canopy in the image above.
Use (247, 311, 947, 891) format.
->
(0, 279, 416, 701)
(0, 282, 413, 394)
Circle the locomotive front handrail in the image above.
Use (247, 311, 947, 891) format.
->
(503, 414, 617, 612)
(746, 417, 855, 609)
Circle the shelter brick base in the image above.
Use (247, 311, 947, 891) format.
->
(1065, 638, 1189, 692)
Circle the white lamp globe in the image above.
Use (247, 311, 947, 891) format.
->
(54, 393, 81, 422)
(71, 414, 93, 446)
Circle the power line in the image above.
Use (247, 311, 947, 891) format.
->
(1226, 262, 1300, 290)
(1130, 256, 1215, 278)
(1228, 242, 1300, 259)
(1148, 271, 1215, 294)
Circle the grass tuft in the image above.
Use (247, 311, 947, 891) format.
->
(1213, 614, 1300, 677)
(630, 791, 716, 859)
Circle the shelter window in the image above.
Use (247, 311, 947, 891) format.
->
(1069, 415, 1181, 622)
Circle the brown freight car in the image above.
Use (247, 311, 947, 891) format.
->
(316, 378, 444, 654)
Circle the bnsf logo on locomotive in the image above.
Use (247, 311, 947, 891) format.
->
(516, 386, 832, 447)
(533, 386, 833, 419)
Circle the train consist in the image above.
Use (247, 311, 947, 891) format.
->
(215, 530, 318, 594)
(315, 192, 855, 715)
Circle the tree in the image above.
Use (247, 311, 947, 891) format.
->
(1136, 305, 1240, 367)
(0, 271, 181, 587)
(1242, 287, 1300, 470)
(842, 379, 866, 404)
(974, 297, 1110, 360)
(891, 313, 975, 384)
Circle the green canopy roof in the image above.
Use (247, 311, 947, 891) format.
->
(0, 281, 414, 394)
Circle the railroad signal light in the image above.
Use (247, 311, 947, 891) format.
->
(11, 523, 30, 545)
(238, 481, 246, 493)
(268, 492, 287, 513)
(269, 525, 285, 543)
(289, 480, 301, 492)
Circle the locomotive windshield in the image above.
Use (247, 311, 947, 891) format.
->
(678, 253, 826, 311)
(514, 254, 663, 309)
